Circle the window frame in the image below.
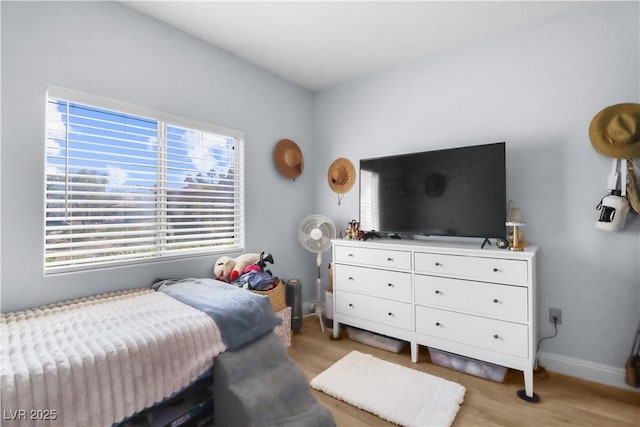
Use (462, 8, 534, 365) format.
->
(44, 86, 245, 274)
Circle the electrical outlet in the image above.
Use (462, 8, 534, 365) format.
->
(549, 308, 562, 325)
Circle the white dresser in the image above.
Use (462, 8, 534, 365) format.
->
(332, 238, 537, 399)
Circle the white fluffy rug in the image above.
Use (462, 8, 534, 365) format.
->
(310, 351, 465, 427)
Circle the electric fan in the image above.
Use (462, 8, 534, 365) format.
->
(298, 214, 337, 332)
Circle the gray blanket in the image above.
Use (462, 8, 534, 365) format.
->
(152, 278, 281, 351)
(214, 332, 336, 427)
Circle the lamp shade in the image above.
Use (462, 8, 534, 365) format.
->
(506, 208, 525, 226)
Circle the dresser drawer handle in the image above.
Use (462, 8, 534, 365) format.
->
(493, 298, 499, 303)
(493, 334, 499, 339)
(388, 312, 394, 317)
(387, 257, 394, 262)
(348, 303, 354, 308)
(387, 283, 394, 287)
(348, 277, 354, 281)
(493, 268, 499, 272)
(435, 322, 441, 327)
(435, 290, 441, 295)
(348, 253, 354, 257)
(435, 262, 442, 267)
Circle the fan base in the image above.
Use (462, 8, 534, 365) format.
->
(313, 304, 326, 333)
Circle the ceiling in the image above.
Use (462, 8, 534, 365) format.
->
(123, 1, 590, 91)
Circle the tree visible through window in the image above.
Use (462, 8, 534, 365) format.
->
(45, 88, 244, 273)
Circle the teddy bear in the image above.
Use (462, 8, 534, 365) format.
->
(213, 252, 274, 282)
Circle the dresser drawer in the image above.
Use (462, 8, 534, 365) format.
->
(335, 290, 412, 331)
(415, 306, 528, 358)
(334, 245, 411, 270)
(334, 264, 412, 301)
(414, 252, 528, 285)
(415, 275, 528, 323)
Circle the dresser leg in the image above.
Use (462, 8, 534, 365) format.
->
(333, 321, 340, 339)
(517, 368, 540, 402)
(410, 342, 418, 363)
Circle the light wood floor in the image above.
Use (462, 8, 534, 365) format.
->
(287, 317, 640, 427)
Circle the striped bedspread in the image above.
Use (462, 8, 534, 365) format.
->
(1, 288, 226, 427)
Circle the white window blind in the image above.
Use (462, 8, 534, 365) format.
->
(359, 169, 380, 232)
(45, 87, 243, 273)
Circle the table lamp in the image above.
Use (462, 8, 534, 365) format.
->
(506, 207, 526, 251)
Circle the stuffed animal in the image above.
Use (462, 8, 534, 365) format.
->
(213, 252, 274, 282)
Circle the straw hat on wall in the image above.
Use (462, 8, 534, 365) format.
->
(328, 158, 355, 204)
(589, 103, 640, 159)
(274, 139, 304, 180)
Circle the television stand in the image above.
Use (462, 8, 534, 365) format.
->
(481, 237, 492, 249)
(331, 238, 538, 401)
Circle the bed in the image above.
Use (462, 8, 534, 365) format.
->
(1, 278, 335, 427)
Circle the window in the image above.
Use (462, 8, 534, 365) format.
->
(45, 87, 244, 273)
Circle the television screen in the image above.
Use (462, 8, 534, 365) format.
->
(359, 142, 506, 239)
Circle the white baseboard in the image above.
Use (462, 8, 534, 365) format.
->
(537, 351, 639, 392)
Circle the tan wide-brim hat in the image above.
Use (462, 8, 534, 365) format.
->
(327, 157, 356, 194)
(274, 139, 304, 179)
(589, 103, 640, 159)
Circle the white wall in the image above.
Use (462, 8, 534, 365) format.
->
(313, 2, 640, 389)
(1, 1, 318, 311)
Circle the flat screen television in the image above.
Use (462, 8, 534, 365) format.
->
(359, 142, 506, 240)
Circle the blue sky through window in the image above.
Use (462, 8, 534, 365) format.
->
(46, 99, 236, 192)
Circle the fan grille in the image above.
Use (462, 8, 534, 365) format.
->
(298, 214, 336, 253)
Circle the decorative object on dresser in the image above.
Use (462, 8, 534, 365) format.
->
(332, 238, 539, 402)
(506, 203, 527, 251)
(310, 350, 465, 427)
(298, 214, 337, 332)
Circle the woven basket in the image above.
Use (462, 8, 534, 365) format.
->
(251, 279, 286, 312)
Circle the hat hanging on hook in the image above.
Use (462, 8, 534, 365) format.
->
(327, 157, 356, 205)
(274, 139, 304, 180)
(588, 103, 640, 214)
(589, 103, 640, 159)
